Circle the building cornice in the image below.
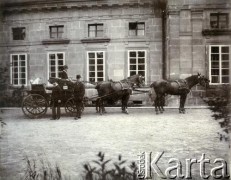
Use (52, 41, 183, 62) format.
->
(81, 38, 110, 43)
(42, 38, 70, 45)
(2, 0, 154, 14)
(202, 29, 231, 36)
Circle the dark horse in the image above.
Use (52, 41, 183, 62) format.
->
(95, 74, 144, 115)
(150, 73, 209, 114)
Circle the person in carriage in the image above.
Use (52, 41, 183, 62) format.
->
(73, 75, 85, 120)
(60, 65, 69, 80)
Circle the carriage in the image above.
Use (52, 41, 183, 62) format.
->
(21, 82, 79, 118)
(21, 75, 144, 118)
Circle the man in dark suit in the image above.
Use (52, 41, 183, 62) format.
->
(60, 65, 68, 79)
(73, 75, 85, 120)
(46, 82, 62, 120)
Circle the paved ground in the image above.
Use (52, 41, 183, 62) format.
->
(0, 108, 230, 180)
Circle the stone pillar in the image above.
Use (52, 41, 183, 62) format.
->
(192, 10, 205, 75)
(168, 10, 180, 79)
(179, 10, 192, 78)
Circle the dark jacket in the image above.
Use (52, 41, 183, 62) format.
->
(74, 81, 85, 99)
(46, 85, 62, 101)
(60, 70, 68, 79)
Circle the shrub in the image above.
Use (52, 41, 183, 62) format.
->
(82, 152, 138, 180)
(204, 85, 230, 141)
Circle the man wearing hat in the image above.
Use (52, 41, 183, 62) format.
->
(46, 81, 62, 120)
(73, 75, 85, 119)
(60, 65, 68, 79)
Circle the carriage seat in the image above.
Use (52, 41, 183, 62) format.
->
(31, 84, 46, 95)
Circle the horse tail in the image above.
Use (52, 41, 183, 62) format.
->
(149, 87, 157, 102)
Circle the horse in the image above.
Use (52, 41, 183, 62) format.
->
(95, 74, 145, 115)
(150, 73, 210, 114)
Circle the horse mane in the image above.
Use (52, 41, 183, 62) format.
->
(185, 74, 198, 81)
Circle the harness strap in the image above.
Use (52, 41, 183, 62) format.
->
(174, 80, 189, 90)
(119, 81, 124, 90)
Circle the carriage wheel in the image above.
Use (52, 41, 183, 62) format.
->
(65, 97, 84, 114)
(22, 94, 48, 119)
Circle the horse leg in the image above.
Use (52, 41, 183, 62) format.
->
(122, 94, 129, 114)
(98, 99, 103, 115)
(96, 99, 99, 113)
(159, 94, 165, 113)
(161, 95, 165, 112)
(154, 95, 159, 114)
(179, 94, 187, 114)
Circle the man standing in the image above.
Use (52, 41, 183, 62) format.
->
(60, 65, 68, 79)
(73, 75, 85, 120)
(46, 82, 62, 120)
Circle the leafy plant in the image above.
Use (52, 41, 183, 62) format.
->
(82, 152, 138, 180)
(23, 157, 63, 180)
(204, 85, 230, 141)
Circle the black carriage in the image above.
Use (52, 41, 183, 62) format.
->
(22, 83, 77, 118)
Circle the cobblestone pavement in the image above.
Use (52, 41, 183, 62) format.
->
(0, 108, 230, 180)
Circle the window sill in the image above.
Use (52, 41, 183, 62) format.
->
(202, 29, 231, 36)
(42, 38, 70, 45)
(81, 38, 110, 43)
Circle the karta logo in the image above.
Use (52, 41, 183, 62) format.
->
(137, 152, 230, 179)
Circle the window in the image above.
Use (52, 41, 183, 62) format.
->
(88, 24, 103, 38)
(48, 52, 65, 78)
(128, 50, 146, 81)
(87, 51, 105, 82)
(10, 54, 27, 85)
(209, 45, 230, 84)
(12, 27, 26, 40)
(49, 25, 64, 39)
(129, 22, 145, 36)
(210, 13, 229, 29)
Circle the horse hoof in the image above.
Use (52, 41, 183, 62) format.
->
(156, 112, 159, 115)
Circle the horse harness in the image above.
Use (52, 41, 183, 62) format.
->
(174, 80, 190, 93)
(110, 80, 132, 91)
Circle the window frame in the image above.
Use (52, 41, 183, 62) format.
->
(209, 45, 230, 85)
(210, 13, 229, 29)
(10, 53, 28, 86)
(47, 52, 65, 81)
(49, 25, 64, 39)
(12, 27, 26, 40)
(129, 22, 145, 36)
(87, 51, 105, 82)
(88, 23, 104, 38)
(127, 50, 147, 84)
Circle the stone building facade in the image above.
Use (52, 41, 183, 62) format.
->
(167, 0, 231, 82)
(0, 0, 163, 105)
(166, 0, 231, 105)
(0, 0, 230, 106)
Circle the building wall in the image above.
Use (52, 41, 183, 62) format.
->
(167, 0, 231, 79)
(1, 0, 162, 85)
(166, 0, 231, 106)
(1, 0, 230, 106)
